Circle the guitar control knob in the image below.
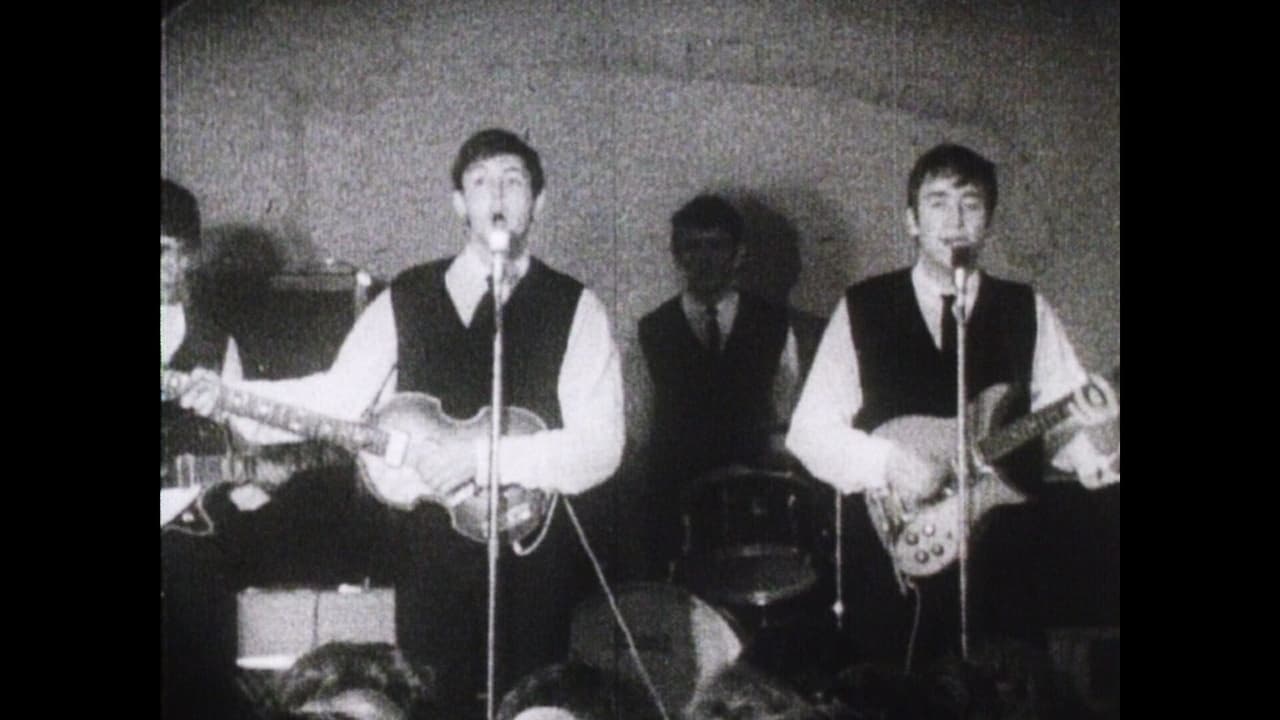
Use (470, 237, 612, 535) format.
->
(923, 524, 935, 536)
(915, 550, 930, 564)
(931, 544, 944, 556)
(905, 532, 919, 545)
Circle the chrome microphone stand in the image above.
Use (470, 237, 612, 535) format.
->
(485, 227, 511, 720)
(951, 246, 974, 661)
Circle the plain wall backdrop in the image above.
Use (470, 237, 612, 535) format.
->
(162, 0, 1119, 470)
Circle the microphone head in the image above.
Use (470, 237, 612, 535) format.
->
(488, 227, 511, 254)
(949, 243, 976, 269)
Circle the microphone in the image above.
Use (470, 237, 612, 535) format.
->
(488, 226, 511, 255)
(949, 243, 976, 296)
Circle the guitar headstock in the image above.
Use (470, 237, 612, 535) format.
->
(1081, 365, 1120, 413)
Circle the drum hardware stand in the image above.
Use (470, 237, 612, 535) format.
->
(832, 489, 844, 631)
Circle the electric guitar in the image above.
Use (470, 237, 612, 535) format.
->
(161, 442, 351, 536)
(160, 369, 556, 546)
(866, 368, 1119, 578)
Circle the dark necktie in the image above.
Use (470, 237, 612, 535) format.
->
(941, 294, 957, 360)
(473, 279, 496, 332)
(705, 303, 722, 356)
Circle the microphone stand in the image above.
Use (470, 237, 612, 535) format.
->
(951, 249, 973, 661)
(485, 230, 510, 720)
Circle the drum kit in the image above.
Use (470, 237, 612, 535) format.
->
(569, 462, 839, 714)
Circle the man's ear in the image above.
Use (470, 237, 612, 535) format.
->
(532, 191, 547, 221)
(451, 190, 467, 220)
(904, 206, 919, 237)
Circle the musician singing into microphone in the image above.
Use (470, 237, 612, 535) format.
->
(178, 128, 624, 714)
(785, 144, 1119, 668)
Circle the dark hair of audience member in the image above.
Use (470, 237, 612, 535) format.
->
(496, 660, 662, 720)
(275, 642, 431, 719)
(686, 662, 825, 720)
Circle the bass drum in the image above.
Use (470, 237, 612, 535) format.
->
(569, 582, 744, 716)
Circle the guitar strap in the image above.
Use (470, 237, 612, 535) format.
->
(361, 363, 400, 423)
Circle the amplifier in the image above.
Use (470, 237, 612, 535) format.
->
(236, 584, 395, 671)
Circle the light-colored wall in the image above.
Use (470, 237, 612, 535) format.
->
(163, 0, 1120, 449)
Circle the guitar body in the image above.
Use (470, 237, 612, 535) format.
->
(161, 486, 215, 535)
(866, 382, 1031, 578)
(161, 368, 557, 547)
(356, 393, 554, 546)
(160, 433, 261, 536)
(161, 448, 345, 536)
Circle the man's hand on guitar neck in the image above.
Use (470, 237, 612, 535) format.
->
(176, 367, 226, 421)
(1068, 372, 1120, 458)
(1063, 372, 1120, 489)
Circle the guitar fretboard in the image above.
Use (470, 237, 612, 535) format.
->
(977, 395, 1073, 462)
(976, 368, 1120, 463)
(161, 369, 389, 457)
(164, 454, 253, 487)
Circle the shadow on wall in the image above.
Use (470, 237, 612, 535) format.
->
(195, 224, 368, 379)
(727, 192, 838, 377)
(735, 194, 801, 306)
(192, 224, 285, 334)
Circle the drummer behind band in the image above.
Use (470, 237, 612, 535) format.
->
(785, 143, 1119, 666)
(637, 194, 803, 578)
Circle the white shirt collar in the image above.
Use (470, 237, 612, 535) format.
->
(911, 262, 982, 348)
(911, 261, 981, 304)
(681, 289, 738, 340)
(445, 244, 532, 326)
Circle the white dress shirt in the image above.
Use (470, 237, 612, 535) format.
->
(679, 290, 802, 427)
(786, 263, 1118, 495)
(225, 244, 625, 496)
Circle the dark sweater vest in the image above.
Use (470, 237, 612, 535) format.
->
(161, 304, 232, 472)
(846, 269, 1043, 492)
(389, 257, 582, 428)
(640, 292, 789, 479)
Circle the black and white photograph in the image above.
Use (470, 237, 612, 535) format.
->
(160, 2, 1120, 718)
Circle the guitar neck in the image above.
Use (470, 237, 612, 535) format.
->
(165, 454, 254, 487)
(161, 369, 390, 457)
(976, 394, 1073, 462)
(976, 367, 1119, 463)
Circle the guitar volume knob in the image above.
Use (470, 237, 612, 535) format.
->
(904, 532, 919, 545)
(915, 550, 930, 564)
(931, 544, 944, 556)
(923, 524, 935, 536)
